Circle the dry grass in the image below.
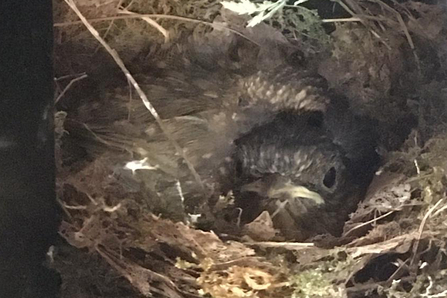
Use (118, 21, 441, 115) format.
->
(52, 0, 447, 297)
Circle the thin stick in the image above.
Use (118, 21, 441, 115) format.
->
(376, 0, 421, 72)
(53, 13, 205, 27)
(119, 8, 169, 43)
(245, 241, 314, 249)
(336, 0, 391, 50)
(385, 258, 409, 284)
(93, 0, 125, 54)
(54, 73, 88, 104)
(54, 13, 260, 46)
(54, 72, 87, 81)
(411, 198, 445, 265)
(322, 17, 362, 23)
(343, 210, 395, 237)
(64, 0, 205, 192)
(431, 202, 447, 218)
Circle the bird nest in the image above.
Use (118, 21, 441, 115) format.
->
(52, 1, 447, 297)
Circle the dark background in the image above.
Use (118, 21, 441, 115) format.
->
(0, 1, 60, 297)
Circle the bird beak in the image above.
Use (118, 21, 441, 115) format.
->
(241, 178, 324, 205)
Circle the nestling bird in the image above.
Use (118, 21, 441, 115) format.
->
(233, 107, 379, 240)
(63, 34, 380, 240)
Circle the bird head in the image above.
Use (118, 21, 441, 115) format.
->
(235, 112, 351, 206)
(238, 146, 349, 206)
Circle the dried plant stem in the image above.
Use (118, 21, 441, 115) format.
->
(54, 13, 260, 46)
(322, 17, 362, 23)
(54, 13, 202, 27)
(373, 0, 421, 71)
(336, 0, 391, 50)
(96, 245, 179, 298)
(343, 210, 395, 237)
(118, 8, 170, 43)
(411, 198, 445, 265)
(245, 241, 314, 249)
(64, 0, 205, 193)
(96, 0, 125, 49)
(54, 73, 88, 104)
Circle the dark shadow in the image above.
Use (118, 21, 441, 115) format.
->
(0, 1, 60, 297)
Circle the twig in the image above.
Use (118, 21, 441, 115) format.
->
(431, 202, 447, 218)
(127, 77, 133, 120)
(59, 202, 88, 210)
(54, 73, 88, 104)
(245, 241, 314, 249)
(82, 123, 119, 148)
(54, 13, 200, 27)
(236, 207, 242, 227)
(96, 245, 180, 298)
(119, 8, 170, 43)
(57, 198, 74, 218)
(371, 0, 420, 71)
(414, 159, 421, 175)
(336, 0, 391, 50)
(54, 72, 87, 81)
(343, 210, 395, 237)
(322, 17, 362, 23)
(385, 258, 409, 284)
(333, 0, 357, 17)
(64, 0, 205, 192)
(94, 0, 130, 55)
(98, 244, 204, 298)
(411, 198, 445, 265)
(53, 13, 260, 46)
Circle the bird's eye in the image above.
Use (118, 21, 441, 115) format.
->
(323, 167, 337, 189)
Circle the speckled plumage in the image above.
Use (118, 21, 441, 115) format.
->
(236, 114, 347, 192)
(65, 36, 380, 240)
(238, 68, 330, 113)
(233, 111, 375, 240)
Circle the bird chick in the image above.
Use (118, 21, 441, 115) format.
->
(232, 112, 363, 240)
(64, 36, 379, 240)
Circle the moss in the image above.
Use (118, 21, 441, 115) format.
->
(290, 250, 355, 298)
